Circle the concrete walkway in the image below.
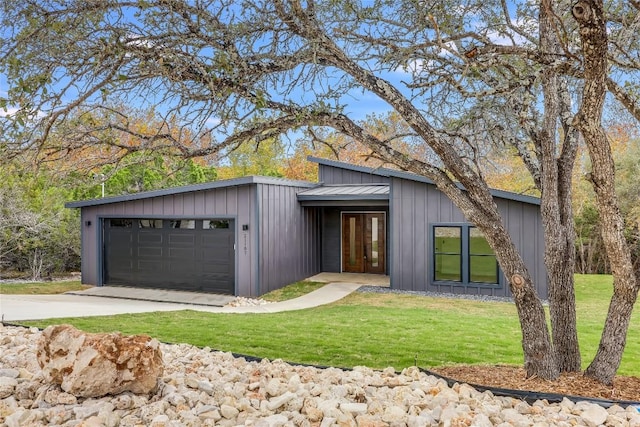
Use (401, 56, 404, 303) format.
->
(0, 275, 381, 321)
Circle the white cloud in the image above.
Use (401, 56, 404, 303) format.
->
(0, 106, 18, 118)
(205, 117, 221, 127)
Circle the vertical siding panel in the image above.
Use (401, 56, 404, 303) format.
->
(204, 190, 213, 213)
(152, 197, 163, 214)
(395, 180, 408, 288)
(401, 181, 415, 289)
(174, 194, 184, 215)
(413, 183, 427, 290)
(258, 185, 265, 293)
(275, 186, 283, 290)
(256, 183, 319, 295)
(131, 200, 144, 215)
(425, 186, 439, 292)
(390, 181, 400, 288)
(322, 208, 341, 272)
(235, 186, 253, 297)
(318, 164, 389, 185)
(165, 195, 174, 216)
(183, 193, 195, 216)
(260, 185, 269, 292)
(143, 199, 153, 215)
(80, 206, 97, 285)
(227, 187, 237, 216)
(194, 191, 205, 216)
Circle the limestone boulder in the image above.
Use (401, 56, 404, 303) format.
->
(36, 324, 163, 398)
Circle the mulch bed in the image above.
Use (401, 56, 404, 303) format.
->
(431, 365, 640, 403)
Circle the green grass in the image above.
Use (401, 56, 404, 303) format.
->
(260, 281, 326, 302)
(0, 280, 91, 294)
(19, 274, 640, 376)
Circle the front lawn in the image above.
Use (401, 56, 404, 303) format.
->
(19, 274, 640, 375)
(0, 280, 90, 294)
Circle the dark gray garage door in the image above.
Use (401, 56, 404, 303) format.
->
(104, 218, 235, 294)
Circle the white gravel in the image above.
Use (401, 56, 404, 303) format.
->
(357, 285, 549, 304)
(2, 324, 639, 426)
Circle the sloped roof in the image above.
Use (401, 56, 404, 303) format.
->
(308, 156, 541, 206)
(65, 175, 315, 209)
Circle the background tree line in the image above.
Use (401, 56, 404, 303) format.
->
(2, 111, 637, 279)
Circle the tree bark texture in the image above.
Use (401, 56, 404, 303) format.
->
(572, 0, 640, 385)
(538, 0, 581, 373)
(301, 38, 560, 380)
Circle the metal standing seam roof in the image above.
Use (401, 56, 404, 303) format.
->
(296, 184, 389, 201)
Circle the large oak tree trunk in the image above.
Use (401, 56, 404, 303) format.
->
(572, 0, 640, 385)
(538, 0, 581, 373)
(474, 216, 560, 380)
(314, 36, 561, 380)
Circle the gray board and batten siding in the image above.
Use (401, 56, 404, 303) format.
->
(66, 176, 320, 297)
(311, 157, 547, 299)
(67, 157, 547, 299)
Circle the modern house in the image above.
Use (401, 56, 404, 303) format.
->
(66, 157, 547, 298)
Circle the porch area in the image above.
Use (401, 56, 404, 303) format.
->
(305, 272, 390, 287)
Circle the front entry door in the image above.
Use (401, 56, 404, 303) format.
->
(342, 212, 386, 274)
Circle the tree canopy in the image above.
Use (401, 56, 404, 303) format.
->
(2, 0, 640, 384)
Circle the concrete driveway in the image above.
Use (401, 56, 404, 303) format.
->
(0, 282, 364, 322)
(0, 293, 206, 322)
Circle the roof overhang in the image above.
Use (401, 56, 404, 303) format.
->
(297, 184, 389, 207)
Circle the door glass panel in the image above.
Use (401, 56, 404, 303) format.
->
(349, 217, 356, 266)
(204, 219, 230, 229)
(110, 219, 132, 228)
(139, 219, 163, 228)
(371, 217, 379, 267)
(170, 220, 195, 229)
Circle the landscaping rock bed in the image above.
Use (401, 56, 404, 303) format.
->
(2, 324, 640, 426)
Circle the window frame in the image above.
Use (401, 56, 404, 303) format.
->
(433, 225, 463, 282)
(430, 223, 502, 288)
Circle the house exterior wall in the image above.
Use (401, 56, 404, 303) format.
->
(256, 183, 321, 295)
(78, 181, 320, 297)
(315, 161, 548, 299)
(78, 185, 257, 296)
(390, 177, 547, 298)
(319, 164, 390, 184)
(321, 208, 341, 272)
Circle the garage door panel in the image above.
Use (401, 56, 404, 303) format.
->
(138, 233, 163, 244)
(204, 248, 230, 261)
(109, 239, 134, 253)
(201, 278, 235, 293)
(201, 233, 233, 246)
(202, 263, 232, 274)
(105, 218, 235, 294)
(169, 247, 195, 258)
(169, 234, 195, 245)
(108, 263, 133, 274)
(167, 262, 196, 273)
(138, 260, 164, 270)
(138, 246, 163, 257)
